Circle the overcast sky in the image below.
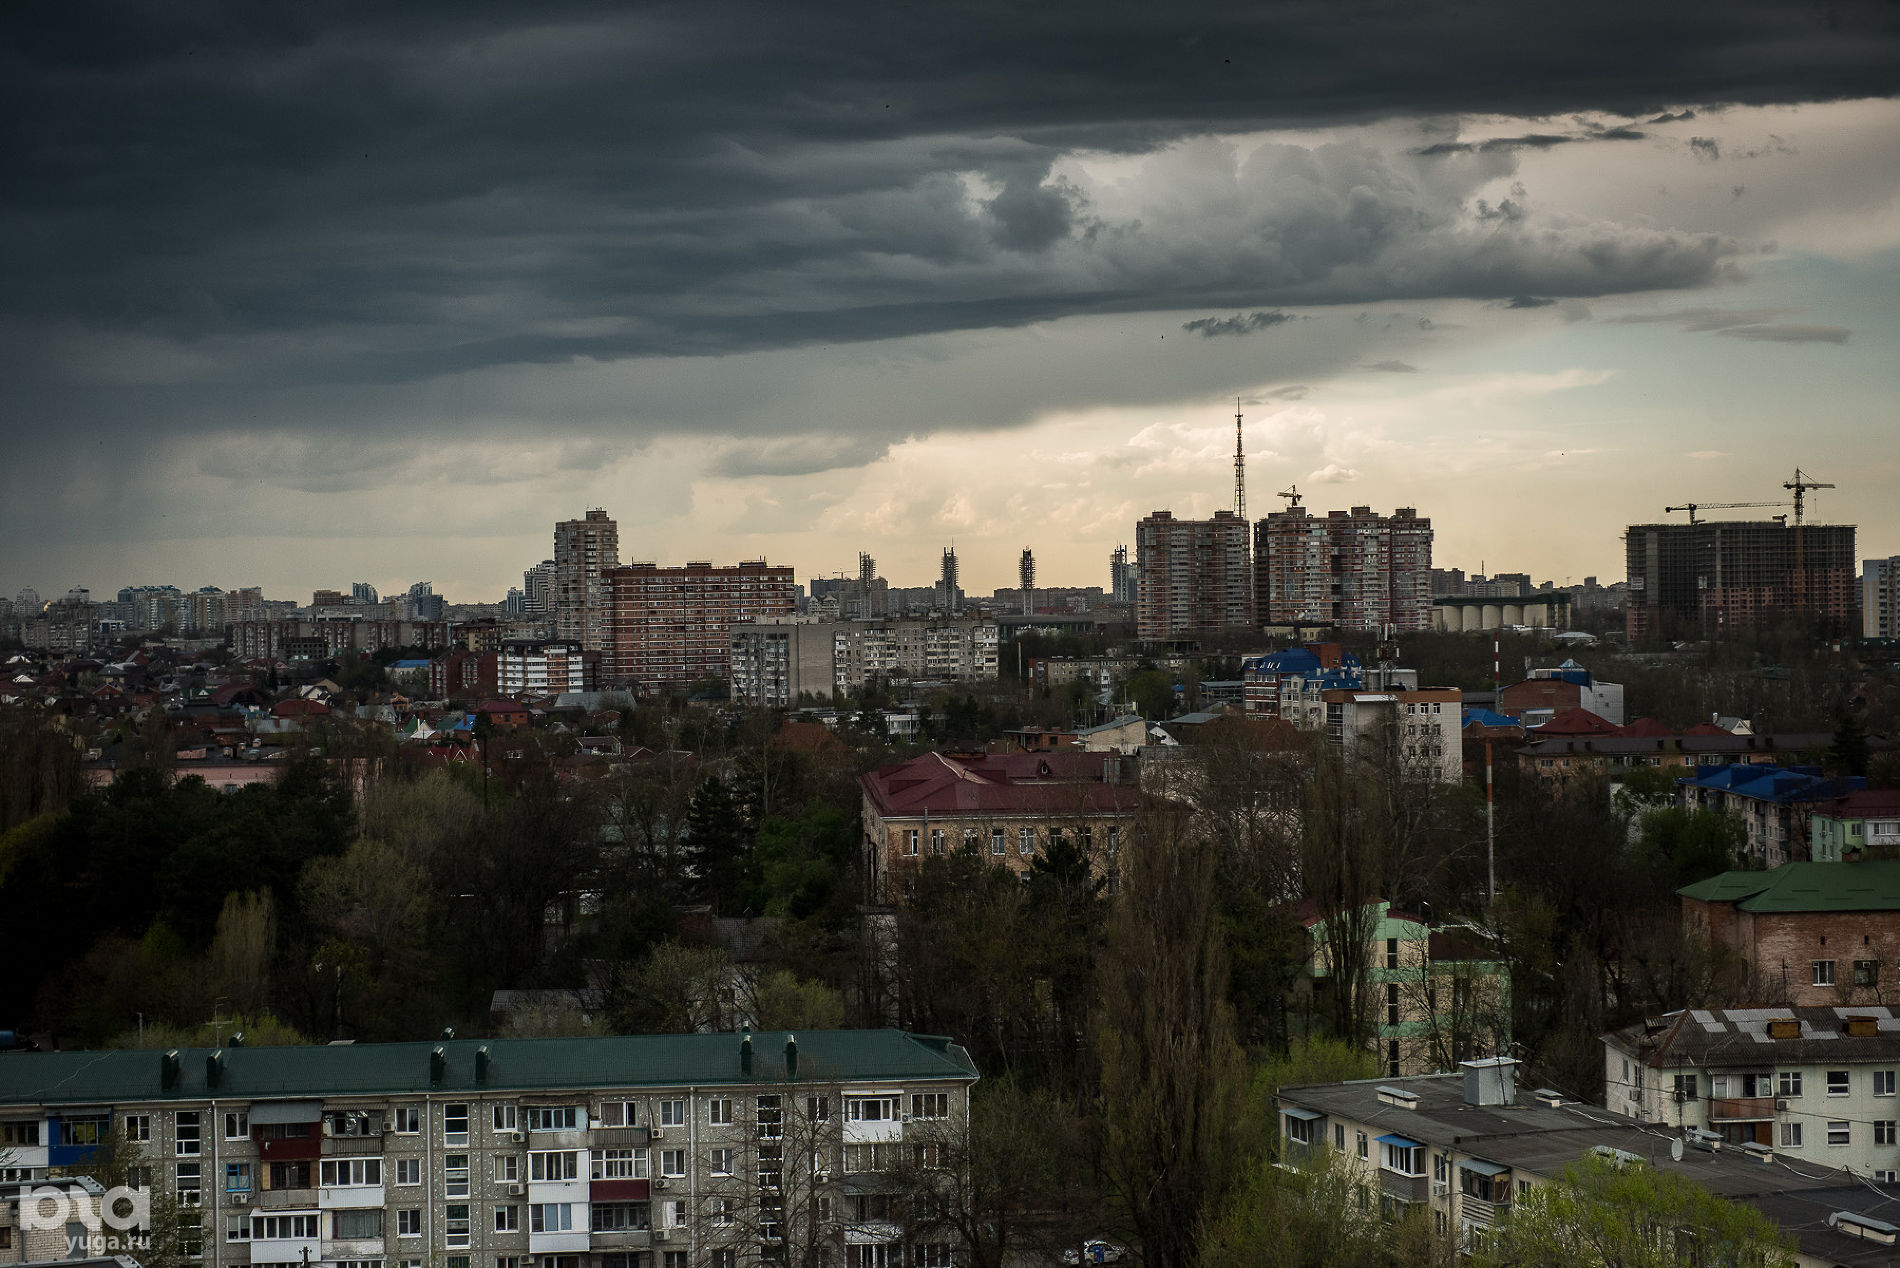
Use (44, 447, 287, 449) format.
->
(4, 1, 1898, 601)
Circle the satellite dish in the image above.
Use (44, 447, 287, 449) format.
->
(1671, 1138, 1684, 1162)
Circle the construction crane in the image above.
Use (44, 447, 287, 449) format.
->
(1784, 468, 1835, 526)
(1664, 501, 1789, 525)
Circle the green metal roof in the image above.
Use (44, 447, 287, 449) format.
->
(0, 1030, 978, 1108)
(1678, 861, 1900, 913)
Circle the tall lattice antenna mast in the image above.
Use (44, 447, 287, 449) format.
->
(1233, 399, 1246, 521)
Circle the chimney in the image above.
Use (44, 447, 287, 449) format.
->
(785, 1034, 799, 1080)
(475, 1046, 490, 1083)
(430, 1047, 446, 1085)
(741, 1032, 753, 1077)
(161, 1050, 181, 1092)
(1460, 1057, 1519, 1107)
(206, 1051, 224, 1089)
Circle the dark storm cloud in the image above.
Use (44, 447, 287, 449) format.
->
(1182, 311, 1297, 337)
(1, 0, 1897, 449)
(1611, 307, 1852, 344)
(1506, 296, 1558, 308)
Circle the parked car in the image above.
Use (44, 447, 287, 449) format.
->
(1060, 1240, 1127, 1265)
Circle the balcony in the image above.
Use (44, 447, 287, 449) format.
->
(1379, 1171, 1429, 1204)
(590, 1180, 650, 1203)
(255, 1188, 318, 1211)
(1460, 1195, 1511, 1227)
(259, 1136, 322, 1163)
(320, 1133, 384, 1156)
(590, 1126, 651, 1148)
(1708, 1097, 1775, 1122)
(589, 1229, 654, 1250)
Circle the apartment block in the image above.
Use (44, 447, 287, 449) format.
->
(1134, 510, 1253, 641)
(1255, 504, 1432, 633)
(555, 511, 620, 653)
(728, 623, 838, 708)
(606, 562, 795, 691)
(1625, 519, 1859, 640)
(1867, 557, 1900, 639)
(497, 643, 592, 697)
(0, 1032, 977, 1268)
(1680, 861, 1900, 1004)
(1605, 1007, 1900, 1178)
(230, 620, 451, 661)
(1276, 1062, 1897, 1263)
(860, 751, 1142, 901)
(1321, 686, 1462, 784)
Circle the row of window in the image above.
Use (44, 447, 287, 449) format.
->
(1774, 1120, 1898, 1148)
(900, 826, 1120, 858)
(1811, 959, 1893, 987)
(1697, 1069, 1900, 1099)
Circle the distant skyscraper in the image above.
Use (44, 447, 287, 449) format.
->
(554, 509, 619, 651)
(1135, 511, 1253, 640)
(13, 588, 39, 615)
(938, 547, 962, 614)
(1624, 518, 1857, 639)
(522, 559, 556, 616)
(1110, 545, 1137, 604)
(351, 581, 379, 604)
(605, 559, 795, 689)
(1019, 548, 1036, 616)
(1255, 503, 1432, 632)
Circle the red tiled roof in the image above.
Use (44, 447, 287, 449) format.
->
(1534, 707, 1622, 736)
(863, 750, 1142, 818)
(1684, 721, 1733, 736)
(1620, 717, 1673, 737)
(272, 698, 331, 717)
(1820, 789, 1900, 817)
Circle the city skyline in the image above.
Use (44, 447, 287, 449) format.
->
(3, 4, 1897, 600)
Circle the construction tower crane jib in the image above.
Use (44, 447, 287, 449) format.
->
(1785, 468, 1835, 526)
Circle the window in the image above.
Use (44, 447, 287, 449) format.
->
(1830, 1071, 1851, 1097)
(755, 1096, 781, 1139)
(807, 1095, 831, 1122)
(903, 830, 919, 856)
(124, 1114, 151, 1143)
(225, 1163, 252, 1193)
(930, 828, 946, 855)
(1878, 1071, 1897, 1097)
(176, 1111, 202, 1157)
(225, 1215, 250, 1243)
(710, 1196, 734, 1226)
(911, 1142, 946, 1170)
(446, 1204, 471, 1248)
(591, 1149, 646, 1180)
(1356, 1132, 1368, 1160)
(1386, 938, 1400, 970)
(176, 1162, 202, 1204)
(393, 1106, 421, 1135)
(590, 1203, 649, 1232)
(497, 1154, 520, 1183)
(1387, 982, 1400, 1027)
(223, 1111, 248, 1140)
(710, 1148, 734, 1176)
(663, 1199, 687, 1228)
(445, 1103, 470, 1145)
(708, 1098, 734, 1126)
(990, 828, 1006, 855)
(660, 1149, 686, 1177)
(1672, 1075, 1699, 1102)
(333, 1210, 382, 1240)
(843, 1143, 896, 1172)
(1814, 960, 1837, 987)
(1857, 960, 1881, 987)
(252, 1214, 319, 1240)
(1334, 1124, 1346, 1150)
(446, 1154, 470, 1198)
(492, 1105, 518, 1132)
(914, 1244, 954, 1268)
(1381, 1142, 1424, 1176)
(1879, 1121, 1898, 1146)
(1880, 1170, 1899, 1184)
(494, 1206, 519, 1233)
(527, 1106, 579, 1131)
(1778, 1071, 1803, 1097)
(265, 1161, 310, 1190)
(1019, 827, 1035, 856)
(1830, 1121, 1852, 1146)
(846, 1096, 900, 1123)
(530, 1151, 580, 1181)
(664, 1253, 688, 1268)
(529, 1204, 573, 1234)
(911, 1093, 949, 1120)
(320, 1158, 383, 1188)
(711, 1251, 737, 1268)
(660, 1100, 686, 1128)
(1781, 1121, 1804, 1148)
(395, 1209, 421, 1237)
(1, 1121, 41, 1147)
(597, 1101, 634, 1128)
(395, 1158, 421, 1186)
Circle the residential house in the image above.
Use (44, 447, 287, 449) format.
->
(1813, 791, 1900, 862)
(1680, 765, 1864, 867)
(1681, 861, 1900, 1004)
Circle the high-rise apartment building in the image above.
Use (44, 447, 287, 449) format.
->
(937, 548, 962, 614)
(606, 560, 795, 689)
(554, 510, 620, 651)
(1254, 504, 1432, 632)
(1134, 510, 1253, 641)
(1863, 556, 1900, 639)
(351, 581, 379, 604)
(522, 559, 556, 617)
(729, 617, 1000, 706)
(1624, 520, 1858, 640)
(1109, 545, 1137, 604)
(1018, 549, 1035, 616)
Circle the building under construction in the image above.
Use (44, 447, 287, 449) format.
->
(1624, 519, 1859, 639)
(1254, 501, 1434, 632)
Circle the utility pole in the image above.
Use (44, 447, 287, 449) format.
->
(1487, 636, 1498, 903)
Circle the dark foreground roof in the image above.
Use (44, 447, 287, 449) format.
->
(0, 1030, 978, 1107)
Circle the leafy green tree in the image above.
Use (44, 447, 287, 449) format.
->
(1474, 1154, 1797, 1268)
(1638, 807, 1746, 886)
(1096, 805, 1247, 1268)
(1121, 668, 1176, 721)
(1831, 708, 1872, 777)
(1196, 1147, 1385, 1268)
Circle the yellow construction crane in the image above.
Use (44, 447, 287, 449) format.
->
(1664, 501, 1789, 525)
(1784, 468, 1835, 526)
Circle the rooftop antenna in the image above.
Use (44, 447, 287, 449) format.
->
(1233, 400, 1246, 521)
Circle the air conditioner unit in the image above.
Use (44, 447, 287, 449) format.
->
(649, 1128, 665, 1141)
(1775, 1098, 1791, 1111)
(813, 1169, 831, 1182)
(654, 1231, 671, 1242)
(652, 1179, 669, 1191)
(1432, 1181, 1448, 1198)
(321, 1120, 336, 1136)
(382, 1113, 395, 1131)
(230, 1193, 250, 1206)
(509, 1132, 525, 1145)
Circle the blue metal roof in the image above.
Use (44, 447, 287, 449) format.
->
(1463, 707, 1521, 729)
(1678, 764, 1862, 805)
